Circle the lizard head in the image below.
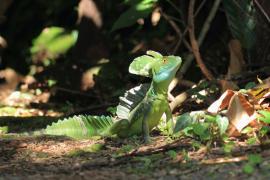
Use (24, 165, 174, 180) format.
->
(129, 50, 181, 93)
(151, 54, 181, 92)
(129, 50, 182, 79)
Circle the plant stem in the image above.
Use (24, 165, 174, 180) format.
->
(179, 0, 222, 77)
(188, 0, 214, 80)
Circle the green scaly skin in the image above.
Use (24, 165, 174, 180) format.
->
(28, 51, 182, 143)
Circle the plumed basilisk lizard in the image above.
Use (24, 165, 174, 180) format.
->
(28, 51, 182, 143)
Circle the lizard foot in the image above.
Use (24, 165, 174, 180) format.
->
(143, 136, 152, 144)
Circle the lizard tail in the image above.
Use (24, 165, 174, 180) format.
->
(24, 115, 114, 139)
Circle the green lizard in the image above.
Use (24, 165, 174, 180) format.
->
(29, 51, 182, 143)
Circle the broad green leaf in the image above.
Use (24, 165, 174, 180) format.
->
(193, 123, 210, 140)
(124, 0, 156, 6)
(30, 26, 78, 61)
(173, 113, 193, 133)
(182, 126, 194, 137)
(129, 55, 157, 77)
(223, 0, 256, 49)
(258, 110, 270, 124)
(111, 0, 156, 31)
(245, 82, 256, 90)
(259, 126, 270, 137)
(215, 115, 229, 135)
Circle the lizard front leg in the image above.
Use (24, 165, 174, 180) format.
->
(165, 104, 174, 135)
(142, 107, 151, 143)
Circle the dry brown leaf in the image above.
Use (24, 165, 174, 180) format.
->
(226, 39, 245, 78)
(219, 79, 239, 92)
(0, 35, 7, 48)
(247, 77, 270, 105)
(207, 90, 235, 114)
(151, 8, 161, 26)
(77, 0, 102, 28)
(227, 92, 256, 133)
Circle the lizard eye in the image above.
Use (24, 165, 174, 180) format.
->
(162, 58, 167, 63)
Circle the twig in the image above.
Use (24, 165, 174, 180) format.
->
(81, 139, 192, 169)
(197, 0, 222, 45)
(188, 0, 214, 80)
(254, 0, 270, 23)
(165, 0, 184, 18)
(167, 0, 221, 108)
(161, 11, 192, 53)
(169, 92, 188, 111)
(180, 0, 222, 77)
(126, 138, 192, 157)
(53, 86, 97, 98)
(194, 0, 207, 17)
(169, 0, 221, 89)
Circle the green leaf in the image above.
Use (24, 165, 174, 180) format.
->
(241, 126, 253, 134)
(215, 115, 229, 135)
(248, 154, 262, 165)
(258, 110, 270, 124)
(0, 126, 8, 134)
(48, 79, 57, 87)
(173, 113, 193, 133)
(245, 82, 256, 90)
(193, 123, 210, 140)
(30, 26, 78, 62)
(182, 126, 194, 137)
(166, 150, 177, 160)
(243, 163, 254, 174)
(223, 141, 235, 154)
(247, 137, 257, 145)
(243, 154, 262, 174)
(111, 0, 156, 31)
(259, 126, 270, 137)
(223, 0, 256, 49)
(129, 55, 157, 77)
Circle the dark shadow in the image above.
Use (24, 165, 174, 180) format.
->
(0, 116, 60, 132)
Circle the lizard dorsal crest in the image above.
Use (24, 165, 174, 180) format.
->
(116, 83, 150, 119)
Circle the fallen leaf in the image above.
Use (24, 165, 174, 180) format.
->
(219, 79, 239, 92)
(207, 90, 235, 114)
(151, 8, 161, 26)
(227, 92, 256, 133)
(77, 0, 102, 28)
(226, 39, 245, 78)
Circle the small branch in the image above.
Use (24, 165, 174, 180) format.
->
(179, 0, 222, 77)
(167, 0, 221, 109)
(169, 92, 188, 111)
(254, 0, 270, 23)
(194, 0, 207, 17)
(197, 0, 222, 45)
(188, 0, 214, 80)
(126, 138, 192, 157)
(53, 86, 97, 98)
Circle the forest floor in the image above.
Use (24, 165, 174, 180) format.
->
(1, 133, 270, 180)
(1, 114, 270, 180)
(0, 77, 270, 180)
